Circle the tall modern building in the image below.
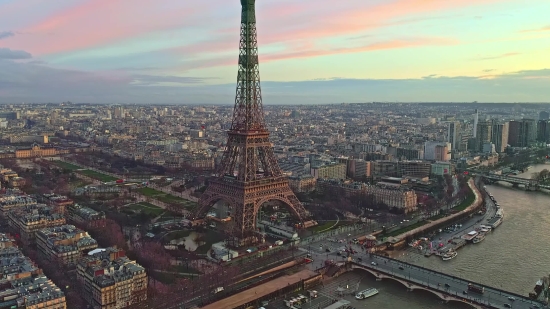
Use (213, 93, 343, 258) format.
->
(473, 109, 479, 138)
(424, 141, 451, 161)
(447, 122, 461, 151)
(491, 121, 509, 153)
(476, 121, 492, 152)
(537, 120, 550, 144)
(508, 119, 537, 147)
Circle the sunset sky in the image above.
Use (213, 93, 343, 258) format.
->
(1, 0, 549, 104)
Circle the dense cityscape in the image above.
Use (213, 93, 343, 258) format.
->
(2, 1, 550, 309)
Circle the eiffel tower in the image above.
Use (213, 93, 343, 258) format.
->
(194, 0, 312, 246)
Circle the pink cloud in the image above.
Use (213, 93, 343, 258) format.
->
(5, 0, 207, 55)
(170, 37, 457, 73)
(1, 0, 506, 59)
(261, 37, 459, 63)
(171, 0, 503, 64)
(257, 0, 510, 46)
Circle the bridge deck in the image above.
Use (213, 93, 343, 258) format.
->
(350, 256, 544, 309)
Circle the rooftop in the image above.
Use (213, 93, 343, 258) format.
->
(37, 225, 97, 253)
(201, 269, 318, 309)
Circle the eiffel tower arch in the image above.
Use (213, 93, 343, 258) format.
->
(193, 0, 315, 246)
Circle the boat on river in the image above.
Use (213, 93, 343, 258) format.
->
(355, 288, 379, 299)
(442, 250, 458, 261)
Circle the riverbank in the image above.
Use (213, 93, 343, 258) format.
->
(384, 178, 482, 244)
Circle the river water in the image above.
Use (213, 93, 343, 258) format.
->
(347, 164, 550, 308)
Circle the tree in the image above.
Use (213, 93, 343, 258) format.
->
(91, 219, 126, 249)
(136, 242, 172, 271)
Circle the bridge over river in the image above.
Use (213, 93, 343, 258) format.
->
(338, 254, 545, 309)
(480, 173, 550, 190)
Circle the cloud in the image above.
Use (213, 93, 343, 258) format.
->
(3, 0, 504, 58)
(483, 69, 495, 72)
(9, 0, 210, 55)
(266, 37, 458, 62)
(520, 25, 550, 33)
(0, 48, 32, 60)
(166, 37, 458, 73)
(0, 31, 14, 40)
(475, 52, 520, 61)
(0, 58, 548, 104)
(131, 74, 214, 85)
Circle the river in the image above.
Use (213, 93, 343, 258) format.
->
(344, 164, 550, 308)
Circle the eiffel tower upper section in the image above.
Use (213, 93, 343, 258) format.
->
(195, 0, 311, 241)
(216, 0, 283, 183)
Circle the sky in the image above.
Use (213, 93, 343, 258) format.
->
(0, 0, 549, 104)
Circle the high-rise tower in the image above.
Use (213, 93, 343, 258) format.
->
(473, 109, 479, 138)
(193, 0, 311, 246)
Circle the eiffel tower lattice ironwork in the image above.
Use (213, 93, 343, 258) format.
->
(194, 0, 310, 246)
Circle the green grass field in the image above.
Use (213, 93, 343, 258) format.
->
(79, 170, 118, 182)
(308, 220, 338, 233)
(53, 160, 82, 171)
(136, 187, 198, 210)
(126, 202, 164, 216)
(384, 220, 429, 238)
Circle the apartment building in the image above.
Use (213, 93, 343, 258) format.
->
(7, 205, 66, 245)
(369, 185, 418, 212)
(77, 247, 147, 309)
(0, 195, 36, 219)
(316, 178, 417, 213)
(36, 225, 98, 266)
(310, 163, 346, 180)
(66, 204, 106, 229)
(288, 175, 316, 193)
(373, 161, 432, 179)
(0, 245, 66, 309)
(41, 194, 74, 214)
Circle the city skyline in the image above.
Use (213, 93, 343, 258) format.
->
(1, 0, 550, 104)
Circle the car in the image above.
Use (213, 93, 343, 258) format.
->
(371, 262, 377, 266)
(325, 248, 330, 252)
(504, 304, 511, 308)
(507, 297, 515, 301)
(399, 266, 404, 270)
(357, 257, 362, 262)
(444, 283, 450, 288)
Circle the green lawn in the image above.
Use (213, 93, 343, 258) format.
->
(79, 170, 118, 182)
(308, 220, 338, 233)
(384, 220, 429, 238)
(136, 187, 161, 197)
(429, 213, 446, 221)
(454, 190, 475, 212)
(137, 187, 198, 210)
(126, 202, 164, 216)
(53, 160, 82, 171)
